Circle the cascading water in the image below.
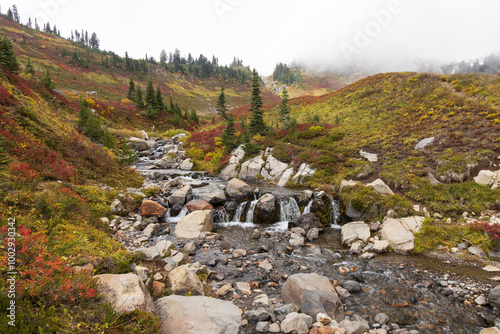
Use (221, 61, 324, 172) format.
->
(279, 196, 301, 222)
(303, 198, 313, 214)
(232, 202, 247, 222)
(330, 200, 341, 228)
(165, 206, 189, 223)
(245, 199, 259, 223)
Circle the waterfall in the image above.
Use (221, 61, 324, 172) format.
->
(245, 199, 259, 223)
(303, 198, 313, 214)
(279, 196, 301, 222)
(213, 208, 229, 223)
(232, 202, 247, 222)
(330, 200, 341, 228)
(165, 206, 189, 223)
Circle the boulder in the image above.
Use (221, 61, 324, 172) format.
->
(414, 137, 435, 150)
(140, 130, 149, 140)
(480, 328, 500, 334)
(345, 200, 368, 221)
(179, 158, 194, 171)
(289, 213, 322, 232)
(185, 199, 213, 212)
(155, 295, 241, 334)
(292, 163, 316, 184)
(155, 155, 177, 169)
(341, 222, 370, 246)
(200, 189, 226, 205)
(339, 318, 366, 334)
(255, 193, 279, 224)
(278, 168, 294, 187)
(372, 240, 389, 253)
(296, 190, 314, 207)
(280, 312, 312, 334)
(239, 154, 265, 182)
(174, 210, 214, 239)
(168, 265, 204, 296)
(129, 137, 148, 151)
(94, 273, 155, 313)
(140, 247, 161, 261)
(380, 216, 424, 252)
(220, 145, 246, 180)
(339, 179, 360, 192)
(281, 273, 344, 322)
(138, 200, 167, 217)
(367, 179, 394, 195)
(310, 192, 333, 226)
(263, 155, 289, 181)
(169, 185, 192, 206)
(226, 178, 252, 201)
(474, 170, 500, 189)
(359, 150, 378, 162)
(488, 285, 500, 309)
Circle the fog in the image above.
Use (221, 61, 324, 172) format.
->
(4, 0, 500, 75)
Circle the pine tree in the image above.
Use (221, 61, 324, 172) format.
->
(278, 88, 291, 130)
(160, 49, 167, 64)
(190, 109, 199, 124)
(12, 5, 20, 23)
(127, 78, 136, 101)
(155, 85, 164, 111)
(145, 78, 156, 109)
(216, 87, 227, 119)
(41, 68, 55, 89)
(34, 18, 39, 30)
(135, 87, 144, 109)
(249, 69, 266, 135)
(90, 32, 99, 49)
(0, 35, 20, 73)
(27, 17, 32, 28)
(24, 57, 35, 76)
(222, 114, 237, 150)
(6, 8, 13, 20)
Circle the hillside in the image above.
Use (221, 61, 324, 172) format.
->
(188, 71, 500, 219)
(0, 17, 279, 131)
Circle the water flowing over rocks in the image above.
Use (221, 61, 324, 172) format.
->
(91, 134, 500, 334)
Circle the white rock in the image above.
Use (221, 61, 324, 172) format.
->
(359, 149, 378, 162)
(174, 210, 214, 239)
(278, 168, 294, 187)
(367, 179, 394, 195)
(292, 163, 316, 184)
(239, 153, 265, 182)
(380, 216, 424, 252)
(341, 221, 370, 245)
(179, 159, 194, 171)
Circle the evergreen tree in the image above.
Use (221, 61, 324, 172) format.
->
(89, 32, 99, 49)
(160, 49, 167, 63)
(249, 69, 266, 135)
(34, 18, 39, 30)
(12, 5, 20, 23)
(145, 78, 156, 109)
(6, 8, 13, 20)
(45, 22, 51, 34)
(27, 17, 32, 28)
(24, 56, 35, 76)
(278, 88, 291, 130)
(221, 114, 237, 151)
(127, 78, 136, 101)
(216, 87, 227, 119)
(0, 35, 20, 73)
(41, 68, 55, 89)
(135, 87, 144, 109)
(155, 85, 164, 111)
(190, 109, 199, 124)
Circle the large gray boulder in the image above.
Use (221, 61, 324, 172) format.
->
(380, 216, 424, 252)
(129, 137, 149, 151)
(168, 265, 204, 296)
(278, 168, 294, 187)
(200, 189, 226, 205)
(94, 273, 155, 313)
(341, 222, 370, 246)
(156, 155, 177, 169)
(169, 185, 192, 206)
(281, 273, 344, 322)
(220, 145, 245, 180)
(179, 158, 194, 171)
(292, 163, 316, 184)
(262, 155, 289, 181)
(174, 210, 214, 239)
(239, 154, 265, 182)
(255, 193, 279, 224)
(474, 170, 500, 189)
(367, 179, 394, 195)
(488, 285, 500, 310)
(226, 178, 252, 201)
(288, 213, 322, 232)
(155, 295, 241, 334)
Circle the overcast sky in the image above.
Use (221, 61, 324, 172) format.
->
(3, 0, 500, 74)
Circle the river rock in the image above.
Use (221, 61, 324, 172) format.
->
(345, 200, 368, 221)
(94, 273, 155, 313)
(200, 189, 226, 205)
(138, 200, 167, 217)
(280, 312, 313, 334)
(380, 216, 424, 252)
(140, 246, 161, 261)
(129, 137, 149, 151)
(174, 210, 214, 239)
(290, 233, 305, 247)
(220, 145, 246, 180)
(168, 265, 204, 296)
(480, 328, 500, 334)
(226, 178, 253, 201)
(169, 185, 192, 205)
(468, 246, 487, 258)
(282, 273, 344, 321)
(474, 170, 500, 189)
(155, 295, 241, 334)
(367, 179, 394, 195)
(341, 222, 370, 245)
(179, 158, 194, 171)
(186, 199, 213, 212)
(245, 309, 271, 323)
(374, 312, 389, 325)
(255, 193, 279, 224)
(155, 155, 177, 168)
(143, 223, 160, 238)
(372, 240, 389, 253)
(292, 163, 316, 184)
(307, 228, 320, 241)
(296, 190, 314, 206)
(289, 213, 322, 232)
(339, 317, 365, 334)
(239, 154, 265, 182)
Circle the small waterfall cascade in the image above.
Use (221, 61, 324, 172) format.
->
(303, 198, 313, 214)
(279, 196, 301, 222)
(232, 202, 247, 222)
(330, 200, 341, 227)
(165, 206, 189, 223)
(245, 199, 259, 223)
(213, 208, 229, 223)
